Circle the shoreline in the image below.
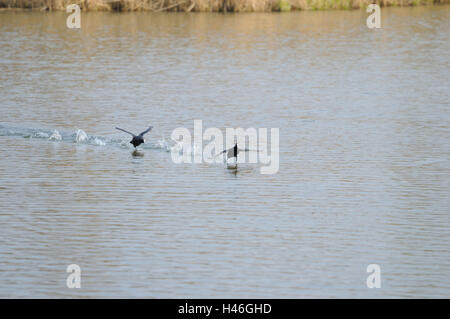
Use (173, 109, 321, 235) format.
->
(0, 0, 448, 12)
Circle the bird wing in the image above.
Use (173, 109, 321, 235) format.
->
(139, 126, 153, 137)
(227, 148, 237, 159)
(214, 149, 227, 158)
(115, 127, 136, 137)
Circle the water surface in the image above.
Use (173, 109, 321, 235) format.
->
(0, 7, 449, 298)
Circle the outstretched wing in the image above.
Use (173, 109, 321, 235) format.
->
(214, 149, 227, 158)
(139, 126, 153, 137)
(227, 148, 238, 159)
(115, 127, 136, 137)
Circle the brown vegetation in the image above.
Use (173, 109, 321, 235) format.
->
(0, 0, 448, 11)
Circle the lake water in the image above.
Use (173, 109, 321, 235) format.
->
(0, 7, 449, 298)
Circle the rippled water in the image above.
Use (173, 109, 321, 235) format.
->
(0, 7, 449, 298)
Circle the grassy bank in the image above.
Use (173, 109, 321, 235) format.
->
(0, 0, 448, 12)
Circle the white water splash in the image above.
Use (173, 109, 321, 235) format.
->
(48, 130, 62, 141)
(93, 138, 106, 146)
(226, 157, 238, 169)
(76, 129, 88, 143)
(157, 139, 171, 152)
(35, 132, 49, 138)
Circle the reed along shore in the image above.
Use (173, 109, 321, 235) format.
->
(0, 0, 448, 12)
